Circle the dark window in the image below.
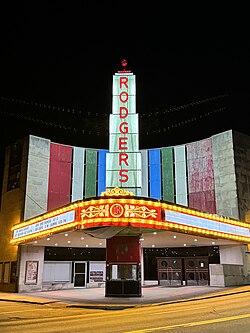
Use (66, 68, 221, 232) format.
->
(44, 247, 106, 261)
(7, 140, 23, 191)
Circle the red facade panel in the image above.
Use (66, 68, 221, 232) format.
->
(106, 236, 141, 263)
(47, 143, 73, 211)
(186, 139, 216, 213)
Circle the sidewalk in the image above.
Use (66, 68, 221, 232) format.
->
(0, 284, 250, 310)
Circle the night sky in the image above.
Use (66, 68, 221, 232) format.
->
(1, 3, 250, 190)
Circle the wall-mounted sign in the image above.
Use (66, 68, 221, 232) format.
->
(80, 202, 159, 220)
(165, 209, 250, 238)
(106, 62, 142, 195)
(89, 261, 105, 283)
(12, 210, 75, 239)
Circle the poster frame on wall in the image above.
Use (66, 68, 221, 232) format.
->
(25, 261, 38, 285)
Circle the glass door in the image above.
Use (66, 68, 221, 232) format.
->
(184, 257, 209, 286)
(74, 262, 87, 287)
(157, 258, 182, 286)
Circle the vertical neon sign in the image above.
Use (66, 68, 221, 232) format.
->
(106, 60, 142, 195)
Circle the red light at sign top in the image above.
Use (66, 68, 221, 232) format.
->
(118, 59, 131, 73)
(121, 59, 127, 68)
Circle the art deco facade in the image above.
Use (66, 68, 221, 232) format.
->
(0, 66, 250, 295)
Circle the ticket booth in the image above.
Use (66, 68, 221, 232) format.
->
(105, 235, 141, 297)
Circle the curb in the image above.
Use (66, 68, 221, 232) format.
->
(64, 288, 250, 310)
(0, 298, 61, 305)
(67, 304, 136, 310)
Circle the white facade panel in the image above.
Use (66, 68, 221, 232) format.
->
(24, 136, 50, 220)
(174, 145, 188, 206)
(109, 114, 139, 134)
(71, 147, 85, 202)
(112, 74, 135, 96)
(106, 152, 142, 170)
(112, 95, 136, 115)
(109, 134, 139, 152)
(219, 245, 244, 265)
(106, 170, 142, 188)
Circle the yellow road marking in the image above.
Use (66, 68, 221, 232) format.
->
(124, 313, 250, 333)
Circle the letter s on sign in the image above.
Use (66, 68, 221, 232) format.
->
(119, 169, 128, 183)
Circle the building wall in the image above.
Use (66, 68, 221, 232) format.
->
(97, 149, 108, 195)
(209, 264, 247, 287)
(84, 149, 98, 198)
(161, 147, 174, 202)
(24, 135, 50, 220)
(71, 147, 85, 202)
(210, 244, 249, 287)
(174, 145, 188, 206)
(1, 130, 250, 292)
(148, 149, 162, 199)
(212, 130, 239, 219)
(186, 138, 216, 213)
(141, 149, 149, 197)
(19, 130, 250, 221)
(18, 245, 45, 293)
(219, 245, 245, 265)
(47, 143, 73, 211)
(0, 137, 29, 291)
(233, 131, 250, 221)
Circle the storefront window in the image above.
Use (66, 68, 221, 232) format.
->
(110, 264, 137, 280)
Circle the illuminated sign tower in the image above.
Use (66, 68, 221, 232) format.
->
(106, 60, 142, 195)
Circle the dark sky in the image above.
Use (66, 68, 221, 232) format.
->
(1, 3, 250, 188)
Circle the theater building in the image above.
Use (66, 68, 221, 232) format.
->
(0, 62, 250, 296)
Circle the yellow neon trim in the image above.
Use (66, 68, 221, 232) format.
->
(10, 198, 250, 246)
(163, 221, 250, 243)
(10, 222, 79, 245)
(162, 202, 250, 228)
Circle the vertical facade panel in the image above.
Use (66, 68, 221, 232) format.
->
(47, 143, 72, 211)
(141, 150, 149, 197)
(71, 147, 85, 202)
(174, 146, 188, 206)
(24, 136, 50, 220)
(212, 130, 238, 218)
(186, 138, 216, 213)
(85, 149, 98, 198)
(232, 131, 250, 220)
(106, 236, 140, 263)
(161, 147, 174, 202)
(97, 149, 108, 196)
(149, 149, 161, 200)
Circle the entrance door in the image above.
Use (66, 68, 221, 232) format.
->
(74, 262, 87, 287)
(157, 258, 182, 286)
(184, 257, 209, 286)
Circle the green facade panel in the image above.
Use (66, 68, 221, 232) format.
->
(161, 147, 175, 202)
(85, 149, 98, 198)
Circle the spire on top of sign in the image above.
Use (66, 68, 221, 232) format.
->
(118, 59, 131, 73)
(121, 59, 127, 68)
